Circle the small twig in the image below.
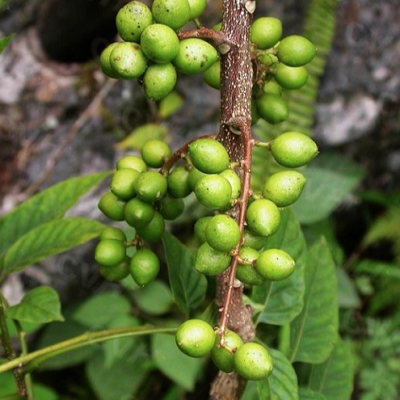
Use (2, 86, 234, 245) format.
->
(178, 27, 236, 48)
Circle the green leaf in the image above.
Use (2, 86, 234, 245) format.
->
(289, 238, 339, 363)
(0, 372, 16, 396)
(159, 91, 183, 119)
(135, 280, 173, 316)
(162, 232, 207, 314)
(3, 217, 105, 274)
(241, 381, 259, 400)
(354, 259, 400, 279)
(72, 292, 131, 329)
(308, 340, 354, 400)
(152, 333, 204, 391)
(6, 286, 64, 323)
(336, 268, 361, 309)
(0, 33, 13, 54)
(116, 123, 168, 150)
(299, 388, 327, 400)
(0, 171, 109, 258)
(33, 384, 58, 400)
(253, 209, 306, 326)
(293, 153, 365, 224)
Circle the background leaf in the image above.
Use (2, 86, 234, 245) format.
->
(0, 171, 109, 258)
(159, 91, 183, 119)
(6, 286, 64, 323)
(289, 238, 339, 363)
(354, 259, 400, 279)
(0, 33, 13, 54)
(336, 268, 361, 309)
(116, 123, 168, 150)
(299, 388, 327, 400)
(162, 232, 207, 314)
(134, 280, 173, 316)
(293, 153, 365, 224)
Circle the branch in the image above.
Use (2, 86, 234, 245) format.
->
(178, 27, 236, 50)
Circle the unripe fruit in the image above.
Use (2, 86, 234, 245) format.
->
(141, 24, 179, 64)
(236, 247, 265, 286)
(167, 166, 191, 198)
(110, 43, 147, 80)
(130, 248, 160, 286)
(251, 17, 282, 50)
(141, 140, 171, 168)
(152, 0, 191, 30)
(195, 242, 231, 275)
(117, 155, 147, 172)
(203, 61, 220, 89)
(271, 132, 318, 168)
(100, 227, 126, 242)
(95, 239, 126, 267)
(188, 167, 207, 190)
(262, 171, 306, 207)
(243, 229, 268, 250)
(211, 330, 243, 373)
(194, 175, 232, 210)
(98, 192, 126, 221)
(189, 138, 229, 174)
(187, 0, 207, 19)
(194, 216, 212, 244)
(125, 198, 155, 227)
(136, 211, 165, 242)
(134, 171, 168, 202)
(263, 79, 283, 95)
(175, 319, 215, 358)
(256, 93, 288, 125)
(174, 39, 219, 75)
(205, 215, 240, 252)
(143, 63, 177, 101)
(259, 53, 279, 66)
(277, 35, 316, 67)
(246, 199, 281, 237)
(110, 169, 140, 200)
(234, 343, 273, 380)
(100, 259, 130, 282)
(100, 43, 120, 79)
(275, 64, 308, 90)
(256, 249, 295, 281)
(159, 196, 185, 220)
(220, 169, 241, 199)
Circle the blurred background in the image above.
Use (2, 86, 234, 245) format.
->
(0, 0, 399, 399)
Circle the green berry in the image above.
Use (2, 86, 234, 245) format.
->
(256, 249, 295, 281)
(275, 64, 308, 90)
(117, 155, 147, 172)
(234, 343, 273, 380)
(134, 171, 168, 202)
(176, 319, 215, 358)
(136, 211, 165, 242)
(152, 0, 191, 30)
(100, 259, 130, 282)
(206, 215, 240, 252)
(236, 247, 265, 286)
(211, 330, 243, 373)
(95, 239, 126, 267)
(125, 198, 155, 228)
(262, 171, 306, 207)
(187, 0, 207, 19)
(271, 132, 318, 168)
(110, 43, 147, 80)
(100, 227, 126, 242)
(116, 1, 153, 42)
(243, 229, 268, 250)
(251, 17, 282, 50)
(246, 199, 280, 237)
(130, 248, 160, 286)
(98, 192, 126, 221)
(188, 167, 207, 190)
(277, 35, 316, 67)
(194, 216, 212, 244)
(194, 175, 232, 210)
(256, 93, 288, 124)
(167, 166, 192, 198)
(203, 61, 220, 89)
(100, 43, 120, 79)
(195, 242, 231, 275)
(110, 169, 140, 200)
(143, 63, 177, 101)
(263, 79, 283, 95)
(189, 138, 229, 174)
(220, 169, 241, 199)
(141, 24, 180, 63)
(159, 196, 185, 220)
(141, 140, 171, 168)
(174, 39, 219, 75)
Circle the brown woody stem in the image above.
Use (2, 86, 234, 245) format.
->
(178, 27, 235, 48)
